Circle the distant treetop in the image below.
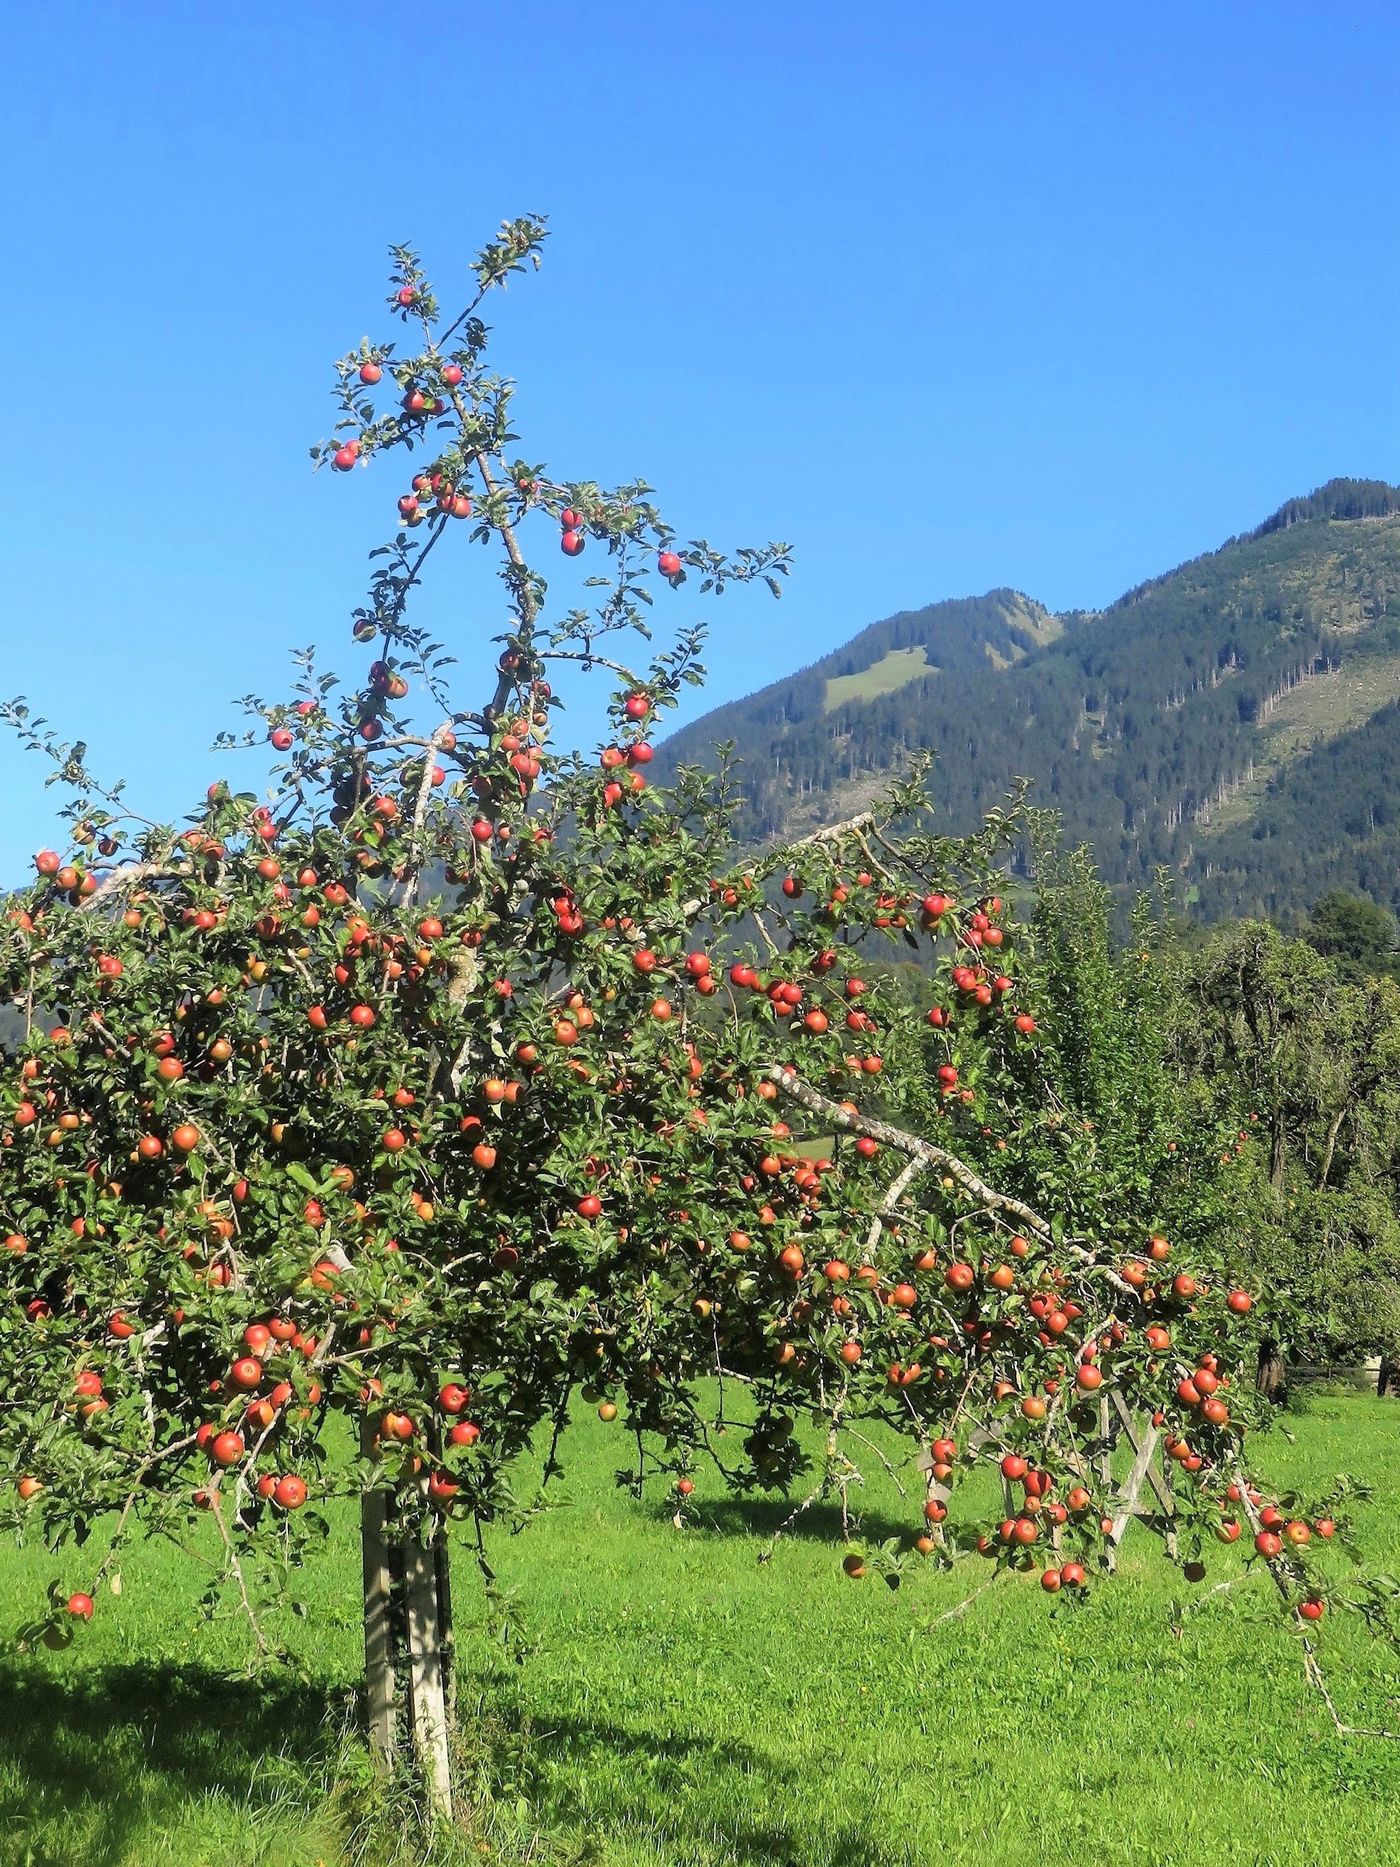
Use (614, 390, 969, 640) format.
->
(1248, 478, 1400, 539)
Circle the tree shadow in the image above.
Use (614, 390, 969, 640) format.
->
(676, 1494, 916, 1548)
(507, 1705, 892, 1867)
(0, 1658, 898, 1867)
(0, 1659, 342, 1866)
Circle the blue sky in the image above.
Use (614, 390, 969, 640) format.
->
(1, 2, 1397, 881)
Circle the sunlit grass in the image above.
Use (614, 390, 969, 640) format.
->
(1, 1393, 1398, 1865)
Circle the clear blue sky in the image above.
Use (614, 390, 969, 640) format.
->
(2, 2, 1397, 881)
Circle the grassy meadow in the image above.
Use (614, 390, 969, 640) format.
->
(1, 1391, 1398, 1867)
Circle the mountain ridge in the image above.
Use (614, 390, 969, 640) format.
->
(655, 479, 1400, 922)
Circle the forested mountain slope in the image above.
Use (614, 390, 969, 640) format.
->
(655, 480, 1400, 921)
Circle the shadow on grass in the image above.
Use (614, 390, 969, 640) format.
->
(0, 1659, 889, 1867)
(0, 1660, 341, 1866)
(505, 1701, 888, 1867)
(681, 1494, 915, 1548)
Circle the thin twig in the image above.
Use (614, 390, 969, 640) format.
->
(923, 1573, 1006, 1628)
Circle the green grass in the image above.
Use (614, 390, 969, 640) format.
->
(823, 647, 932, 713)
(3, 1394, 1400, 1866)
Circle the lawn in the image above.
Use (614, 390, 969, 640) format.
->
(2, 1393, 1398, 1867)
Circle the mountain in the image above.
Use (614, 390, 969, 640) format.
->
(654, 479, 1400, 923)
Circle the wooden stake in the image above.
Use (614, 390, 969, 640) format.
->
(360, 1478, 397, 1770)
(405, 1531, 454, 1816)
(1109, 1416, 1160, 1547)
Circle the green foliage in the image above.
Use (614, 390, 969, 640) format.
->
(1171, 920, 1400, 1364)
(975, 834, 1240, 1257)
(1307, 888, 1400, 983)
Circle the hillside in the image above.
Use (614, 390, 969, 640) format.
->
(654, 479, 1400, 922)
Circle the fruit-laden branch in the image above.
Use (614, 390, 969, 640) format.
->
(1227, 1456, 1400, 1742)
(474, 451, 539, 717)
(765, 1065, 1140, 1301)
(764, 1064, 1053, 1244)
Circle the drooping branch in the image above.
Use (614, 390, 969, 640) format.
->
(1227, 1455, 1399, 1741)
(765, 1064, 1054, 1244)
(765, 1065, 1141, 1300)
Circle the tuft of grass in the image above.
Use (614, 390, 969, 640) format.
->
(1, 1396, 1399, 1865)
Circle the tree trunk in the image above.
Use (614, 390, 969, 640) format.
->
(434, 1523, 457, 1726)
(1269, 1115, 1287, 1190)
(1318, 1107, 1346, 1189)
(404, 1531, 454, 1816)
(360, 1396, 457, 1813)
(1379, 1359, 1394, 1398)
(1255, 1340, 1287, 1402)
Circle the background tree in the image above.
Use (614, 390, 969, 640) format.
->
(1172, 920, 1400, 1395)
(1306, 889, 1400, 985)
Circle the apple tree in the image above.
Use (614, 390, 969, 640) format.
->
(2, 220, 1391, 1811)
